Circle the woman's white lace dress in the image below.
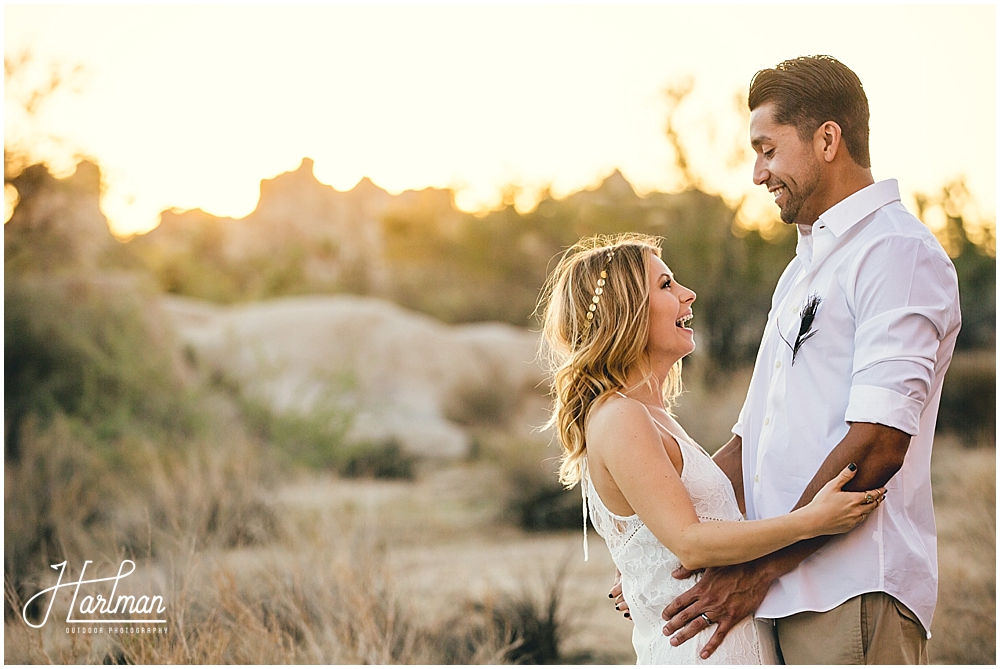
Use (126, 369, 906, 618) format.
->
(583, 418, 775, 664)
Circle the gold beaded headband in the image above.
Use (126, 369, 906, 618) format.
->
(584, 247, 616, 328)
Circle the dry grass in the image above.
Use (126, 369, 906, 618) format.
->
(4, 409, 281, 575)
(112, 546, 438, 664)
(928, 434, 996, 664)
(7, 437, 991, 664)
(5, 371, 992, 665)
(3, 405, 576, 663)
(4, 522, 573, 665)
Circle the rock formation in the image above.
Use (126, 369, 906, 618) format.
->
(137, 158, 462, 296)
(5, 161, 119, 274)
(161, 293, 546, 459)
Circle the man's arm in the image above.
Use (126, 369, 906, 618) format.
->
(712, 434, 745, 515)
(661, 421, 910, 660)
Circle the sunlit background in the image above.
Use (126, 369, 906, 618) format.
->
(5, 4, 996, 237)
(4, 5, 995, 665)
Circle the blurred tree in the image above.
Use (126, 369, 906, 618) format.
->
(374, 171, 795, 369)
(4, 49, 87, 182)
(662, 76, 701, 192)
(914, 179, 996, 350)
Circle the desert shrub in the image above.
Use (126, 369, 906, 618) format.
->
(509, 476, 582, 532)
(4, 274, 193, 460)
(437, 563, 570, 664)
(481, 592, 561, 664)
(4, 275, 177, 601)
(233, 387, 414, 480)
(444, 372, 524, 429)
(211, 362, 419, 480)
(3, 274, 281, 614)
(936, 349, 995, 443)
(494, 441, 582, 531)
(237, 392, 351, 471)
(338, 438, 415, 480)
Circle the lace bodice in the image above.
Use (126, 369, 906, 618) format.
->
(583, 421, 768, 665)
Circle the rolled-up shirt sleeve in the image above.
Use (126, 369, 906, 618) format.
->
(845, 235, 960, 435)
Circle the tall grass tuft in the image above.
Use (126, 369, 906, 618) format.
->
(494, 440, 582, 531)
(436, 559, 571, 664)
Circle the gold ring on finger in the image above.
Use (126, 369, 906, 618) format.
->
(864, 493, 874, 504)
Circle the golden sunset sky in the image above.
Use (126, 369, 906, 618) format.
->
(4, 4, 996, 237)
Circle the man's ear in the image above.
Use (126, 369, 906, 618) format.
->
(813, 121, 843, 163)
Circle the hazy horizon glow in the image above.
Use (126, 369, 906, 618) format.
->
(5, 5, 996, 238)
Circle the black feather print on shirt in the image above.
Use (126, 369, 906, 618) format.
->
(779, 293, 821, 365)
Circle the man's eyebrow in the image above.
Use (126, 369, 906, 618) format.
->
(750, 134, 770, 149)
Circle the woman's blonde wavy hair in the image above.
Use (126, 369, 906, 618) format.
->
(537, 233, 683, 489)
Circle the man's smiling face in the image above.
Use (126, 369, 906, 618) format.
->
(750, 102, 824, 226)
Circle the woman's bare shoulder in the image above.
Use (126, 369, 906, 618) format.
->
(587, 394, 656, 452)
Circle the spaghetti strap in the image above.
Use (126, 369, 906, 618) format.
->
(615, 391, 627, 398)
(581, 459, 590, 561)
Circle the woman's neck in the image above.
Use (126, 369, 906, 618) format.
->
(620, 366, 671, 408)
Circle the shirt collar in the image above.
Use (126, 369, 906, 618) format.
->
(795, 222, 814, 265)
(816, 179, 901, 237)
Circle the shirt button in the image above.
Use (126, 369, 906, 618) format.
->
(754, 474, 760, 483)
(764, 417, 770, 426)
(775, 361, 781, 369)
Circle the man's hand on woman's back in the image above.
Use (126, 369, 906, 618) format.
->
(661, 560, 776, 660)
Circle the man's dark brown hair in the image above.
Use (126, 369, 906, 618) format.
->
(748, 55, 871, 169)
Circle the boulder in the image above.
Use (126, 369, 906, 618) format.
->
(161, 294, 545, 459)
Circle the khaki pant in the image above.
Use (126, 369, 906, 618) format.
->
(774, 592, 928, 664)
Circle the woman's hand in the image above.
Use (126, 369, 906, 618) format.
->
(609, 568, 631, 619)
(801, 463, 886, 536)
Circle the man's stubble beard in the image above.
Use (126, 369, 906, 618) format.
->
(779, 163, 823, 226)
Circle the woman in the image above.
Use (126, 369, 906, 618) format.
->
(537, 233, 884, 664)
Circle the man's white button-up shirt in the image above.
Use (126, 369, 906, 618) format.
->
(733, 179, 961, 635)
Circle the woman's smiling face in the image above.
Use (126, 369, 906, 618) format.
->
(645, 254, 696, 365)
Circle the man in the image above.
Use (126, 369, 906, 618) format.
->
(612, 55, 960, 664)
